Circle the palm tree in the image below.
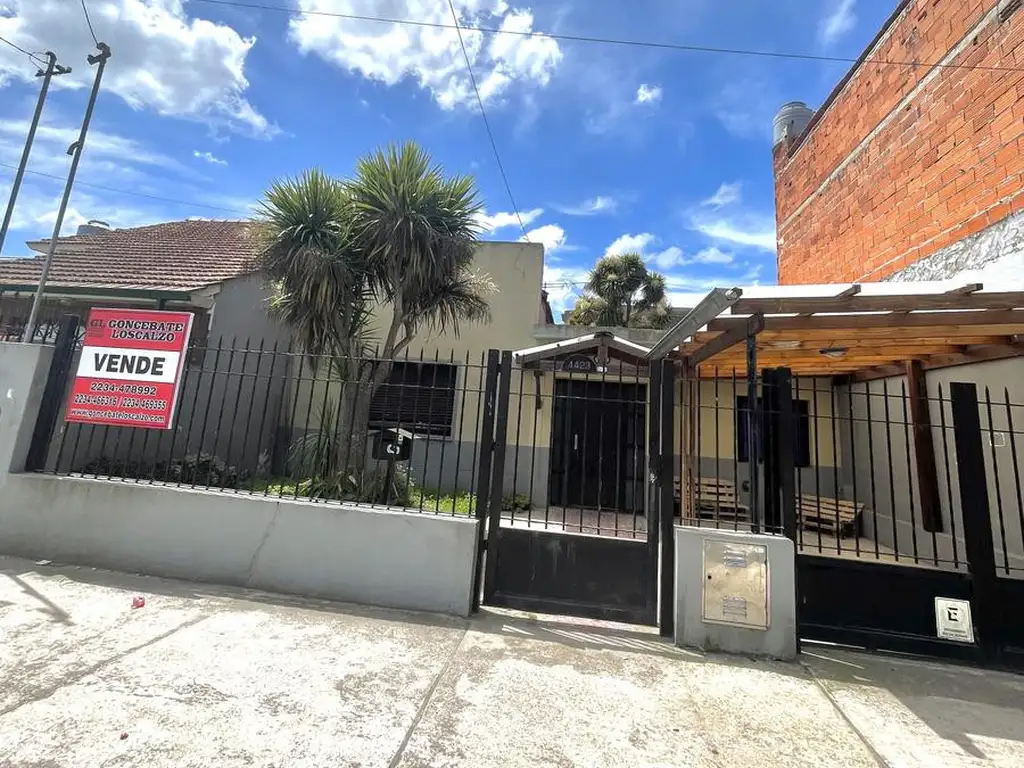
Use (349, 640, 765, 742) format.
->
(254, 142, 494, 494)
(566, 252, 671, 329)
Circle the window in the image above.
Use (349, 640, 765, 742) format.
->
(736, 396, 811, 468)
(369, 361, 458, 437)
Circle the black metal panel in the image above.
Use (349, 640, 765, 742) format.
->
(490, 527, 655, 624)
(798, 554, 982, 662)
(993, 577, 1024, 668)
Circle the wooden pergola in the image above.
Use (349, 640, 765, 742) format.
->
(667, 282, 1024, 381)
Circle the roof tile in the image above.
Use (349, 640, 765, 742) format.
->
(0, 220, 259, 293)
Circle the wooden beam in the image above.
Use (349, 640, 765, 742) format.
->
(906, 359, 942, 533)
(946, 282, 983, 295)
(729, 291, 1023, 316)
(687, 313, 765, 366)
(708, 310, 1024, 335)
(847, 342, 1024, 382)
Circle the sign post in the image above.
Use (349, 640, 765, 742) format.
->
(65, 308, 194, 430)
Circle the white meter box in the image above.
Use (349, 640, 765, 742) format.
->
(702, 539, 769, 630)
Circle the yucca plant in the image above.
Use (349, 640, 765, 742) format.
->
(254, 143, 494, 486)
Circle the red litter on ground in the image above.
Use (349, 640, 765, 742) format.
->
(131, 597, 146, 609)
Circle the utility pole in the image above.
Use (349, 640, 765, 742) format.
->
(23, 42, 111, 343)
(0, 52, 71, 256)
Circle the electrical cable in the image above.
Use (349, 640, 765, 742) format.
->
(0, 163, 249, 215)
(80, 0, 100, 46)
(446, 0, 530, 242)
(191, 0, 1024, 74)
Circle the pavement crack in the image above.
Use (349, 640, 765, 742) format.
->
(245, 501, 282, 586)
(0, 614, 208, 718)
(387, 624, 469, 768)
(800, 659, 892, 768)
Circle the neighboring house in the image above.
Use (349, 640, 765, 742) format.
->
(772, 0, 1023, 285)
(769, 0, 1024, 567)
(0, 219, 552, 484)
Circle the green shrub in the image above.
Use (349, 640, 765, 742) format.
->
(501, 493, 531, 511)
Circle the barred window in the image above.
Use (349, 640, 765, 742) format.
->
(369, 362, 457, 437)
(736, 395, 811, 468)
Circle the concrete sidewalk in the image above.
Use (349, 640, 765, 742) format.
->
(0, 557, 1021, 767)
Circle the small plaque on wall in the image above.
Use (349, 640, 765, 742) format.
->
(935, 597, 974, 643)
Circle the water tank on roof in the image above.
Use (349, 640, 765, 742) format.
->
(76, 219, 111, 236)
(772, 101, 814, 147)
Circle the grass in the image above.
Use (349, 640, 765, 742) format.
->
(248, 476, 478, 516)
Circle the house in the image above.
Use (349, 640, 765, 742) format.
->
(2, 218, 550, 484)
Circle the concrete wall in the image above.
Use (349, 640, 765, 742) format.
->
(0, 475, 479, 616)
(0, 341, 480, 616)
(674, 526, 797, 660)
(773, 0, 1024, 283)
(837, 357, 1024, 572)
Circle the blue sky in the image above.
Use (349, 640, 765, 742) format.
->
(0, 0, 896, 315)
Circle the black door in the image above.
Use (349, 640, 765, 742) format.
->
(550, 379, 645, 511)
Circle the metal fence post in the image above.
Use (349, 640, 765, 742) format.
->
(24, 314, 79, 472)
(949, 381, 999, 660)
(471, 350, 500, 610)
(482, 351, 513, 603)
(658, 358, 677, 638)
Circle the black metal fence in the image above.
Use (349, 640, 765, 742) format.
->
(490, 360, 650, 540)
(675, 369, 1024, 575)
(32, 328, 507, 517)
(0, 310, 75, 344)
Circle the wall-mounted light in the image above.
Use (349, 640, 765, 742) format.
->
(819, 347, 848, 359)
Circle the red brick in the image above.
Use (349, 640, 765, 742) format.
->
(775, 0, 1024, 284)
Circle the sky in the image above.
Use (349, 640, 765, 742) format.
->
(0, 0, 899, 317)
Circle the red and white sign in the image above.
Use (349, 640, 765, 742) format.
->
(65, 308, 194, 430)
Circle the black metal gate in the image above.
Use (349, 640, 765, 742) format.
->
(758, 368, 1024, 669)
(474, 350, 676, 633)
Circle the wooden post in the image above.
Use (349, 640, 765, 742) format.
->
(905, 359, 942, 532)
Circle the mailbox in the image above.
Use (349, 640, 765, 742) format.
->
(371, 427, 413, 462)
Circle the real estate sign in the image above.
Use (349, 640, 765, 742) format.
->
(66, 308, 194, 430)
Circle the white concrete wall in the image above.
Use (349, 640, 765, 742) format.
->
(674, 526, 797, 660)
(0, 342, 480, 617)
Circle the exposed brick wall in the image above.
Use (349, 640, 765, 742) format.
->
(774, 0, 1024, 284)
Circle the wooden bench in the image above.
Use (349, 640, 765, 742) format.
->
(674, 477, 750, 522)
(797, 494, 864, 538)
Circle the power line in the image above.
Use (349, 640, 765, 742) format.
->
(0, 35, 47, 68)
(0, 162, 248, 215)
(446, 0, 529, 242)
(191, 0, 1024, 74)
(80, 0, 100, 46)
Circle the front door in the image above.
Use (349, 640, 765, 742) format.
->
(549, 379, 645, 512)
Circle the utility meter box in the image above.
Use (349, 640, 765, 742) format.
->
(701, 538, 769, 630)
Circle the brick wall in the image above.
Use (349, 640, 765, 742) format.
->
(774, 0, 1024, 284)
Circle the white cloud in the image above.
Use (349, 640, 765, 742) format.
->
(605, 232, 656, 256)
(702, 182, 742, 209)
(691, 216, 777, 252)
(712, 78, 779, 141)
(522, 223, 566, 253)
(0, 0, 272, 136)
(554, 195, 618, 216)
(476, 207, 544, 233)
(635, 84, 662, 105)
(542, 264, 588, 317)
(193, 150, 228, 166)
(651, 246, 683, 270)
(650, 245, 735, 270)
(693, 246, 735, 265)
(819, 0, 857, 47)
(289, 1, 562, 110)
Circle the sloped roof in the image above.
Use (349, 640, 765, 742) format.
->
(0, 220, 258, 293)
